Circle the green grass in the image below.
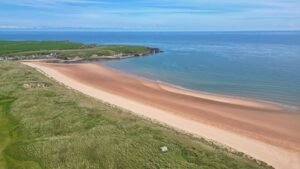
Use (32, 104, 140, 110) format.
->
(0, 97, 16, 169)
(0, 41, 85, 55)
(54, 45, 149, 59)
(0, 41, 150, 60)
(0, 62, 273, 169)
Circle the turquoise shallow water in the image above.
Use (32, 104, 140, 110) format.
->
(1, 31, 300, 107)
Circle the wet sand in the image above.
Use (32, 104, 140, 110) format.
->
(23, 62, 300, 169)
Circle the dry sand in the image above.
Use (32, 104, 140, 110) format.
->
(23, 62, 300, 169)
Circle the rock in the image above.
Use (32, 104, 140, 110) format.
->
(160, 146, 168, 152)
(149, 48, 161, 54)
(23, 82, 49, 89)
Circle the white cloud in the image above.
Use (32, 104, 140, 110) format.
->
(0, 0, 299, 30)
(0, 0, 106, 8)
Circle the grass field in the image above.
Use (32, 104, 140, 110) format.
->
(0, 62, 272, 169)
(0, 41, 85, 55)
(0, 41, 150, 60)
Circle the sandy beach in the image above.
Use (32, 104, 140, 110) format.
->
(23, 62, 300, 169)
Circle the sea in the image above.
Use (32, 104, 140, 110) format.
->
(1, 31, 300, 108)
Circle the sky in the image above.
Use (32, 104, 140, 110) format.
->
(0, 0, 299, 31)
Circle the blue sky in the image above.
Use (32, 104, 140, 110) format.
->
(0, 0, 299, 31)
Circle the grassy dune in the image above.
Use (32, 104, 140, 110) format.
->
(0, 62, 272, 169)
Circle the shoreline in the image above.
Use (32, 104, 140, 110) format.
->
(98, 63, 296, 111)
(23, 61, 300, 169)
(152, 79, 300, 111)
(100, 63, 300, 111)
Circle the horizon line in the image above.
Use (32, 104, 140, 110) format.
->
(0, 28, 300, 32)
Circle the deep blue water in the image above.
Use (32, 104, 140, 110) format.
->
(1, 31, 300, 107)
